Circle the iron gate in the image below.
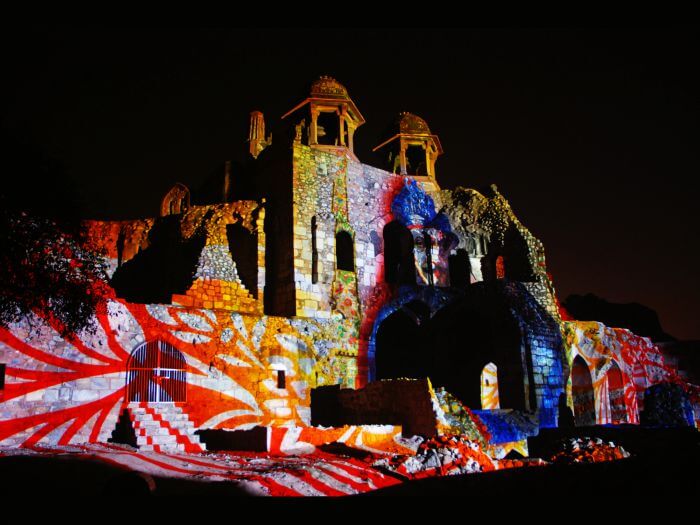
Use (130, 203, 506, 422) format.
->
(126, 341, 186, 402)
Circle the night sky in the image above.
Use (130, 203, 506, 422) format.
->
(2, 28, 699, 340)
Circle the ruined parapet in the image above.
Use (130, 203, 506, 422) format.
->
(171, 201, 264, 314)
(248, 111, 271, 159)
(440, 185, 560, 320)
(160, 183, 190, 217)
(559, 320, 692, 426)
(82, 218, 154, 277)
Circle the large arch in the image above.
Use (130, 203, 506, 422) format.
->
(607, 360, 628, 424)
(427, 295, 528, 410)
(501, 226, 536, 282)
(126, 341, 187, 403)
(367, 286, 456, 383)
(572, 355, 595, 426)
(369, 281, 563, 420)
(375, 300, 431, 380)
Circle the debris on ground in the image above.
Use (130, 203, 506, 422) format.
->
(376, 435, 497, 479)
(549, 437, 631, 464)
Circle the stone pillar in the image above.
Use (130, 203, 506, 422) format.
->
(399, 143, 408, 176)
(310, 109, 319, 145)
(347, 123, 356, 152)
(339, 106, 348, 147)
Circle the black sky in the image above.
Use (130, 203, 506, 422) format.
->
(2, 27, 699, 340)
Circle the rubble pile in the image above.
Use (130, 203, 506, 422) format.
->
(496, 457, 548, 470)
(550, 437, 631, 464)
(377, 435, 496, 479)
(433, 387, 491, 446)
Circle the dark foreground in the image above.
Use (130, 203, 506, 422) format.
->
(1, 427, 698, 519)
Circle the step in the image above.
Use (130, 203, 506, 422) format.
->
(140, 444, 186, 453)
(134, 419, 160, 429)
(133, 413, 189, 423)
(125, 405, 205, 453)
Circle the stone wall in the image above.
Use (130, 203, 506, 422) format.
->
(311, 378, 439, 437)
(0, 299, 352, 447)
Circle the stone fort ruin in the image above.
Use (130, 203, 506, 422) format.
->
(0, 77, 696, 455)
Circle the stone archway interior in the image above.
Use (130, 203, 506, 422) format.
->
(572, 355, 595, 426)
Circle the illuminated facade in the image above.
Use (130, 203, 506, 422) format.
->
(0, 76, 696, 454)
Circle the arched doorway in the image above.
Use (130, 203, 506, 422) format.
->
(448, 249, 470, 288)
(383, 221, 416, 285)
(480, 363, 500, 409)
(572, 355, 595, 426)
(126, 341, 187, 403)
(607, 360, 627, 424)
(375, 300, 430, 380)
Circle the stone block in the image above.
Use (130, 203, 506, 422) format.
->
(72, 390, 100, 402)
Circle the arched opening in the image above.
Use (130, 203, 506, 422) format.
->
(572, 355, 595, 426)
(607, 360, 627, 424)
(316, 112, 340, 146)
(383, 221, 415, 285)
(311, 216, 318, 283)
(422, 231, 435, 286)
(160, 183, 190, 217)
(335, 230, 355, 272)
(405, 145, 427, 176)
(496, 255, 506, 279)
(375, 300, 430, 380)
(116, 229, 126, 268)
(502, 227, 535, 282)
(127, 341, 186, 403)
(226, 223, 258, 297)
(481, 362, 500, 409)
(427, 296, 528, 410)
(110, 217, 205, 304)
(448, 249, 470, 288)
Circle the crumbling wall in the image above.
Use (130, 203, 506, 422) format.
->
(440, 185, 560, 320)
(311, 378, 439, 436)
(560, 320, 687, 425)
(423, 281, 565, 428)
(83, 218, 154, 277)
(86, 201, 266, 314)
(171, 201, 265, 314)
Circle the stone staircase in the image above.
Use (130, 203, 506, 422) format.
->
(127, 403, 205, 453)
(172, 278, 261, 314)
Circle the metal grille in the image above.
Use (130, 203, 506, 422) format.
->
(126, 341, 186, 403)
